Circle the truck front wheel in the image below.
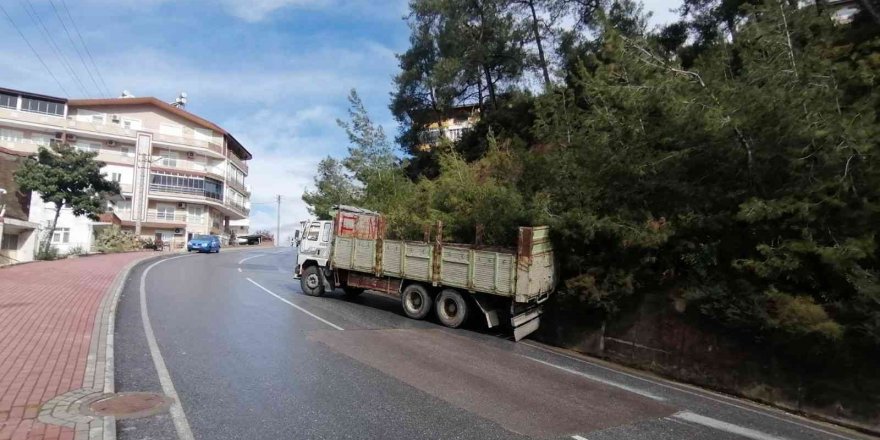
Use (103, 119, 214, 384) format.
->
(300, 265, 325, 297)
(401, 284, 432, 320)
(436, 289, 469, 328)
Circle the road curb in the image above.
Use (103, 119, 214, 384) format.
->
(37, 253, 169, 440)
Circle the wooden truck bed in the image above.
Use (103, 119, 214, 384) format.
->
(330, 211, 553, 304)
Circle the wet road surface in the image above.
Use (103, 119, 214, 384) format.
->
(114, 248, 873, 440)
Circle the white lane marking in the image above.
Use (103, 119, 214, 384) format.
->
(237, 267, 242, 273)
(140, 255, 196, 440)
(673, 411, 788, 440)
(246, 278, 344, 331)
(238, 253, 271, 265)
(525, 356, 665, 401)
(520, 342, 857, 440)
(572, 436, 590, 440)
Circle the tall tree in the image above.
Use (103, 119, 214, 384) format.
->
(301, 157, 357, 220)
(15, 144, 119, 255)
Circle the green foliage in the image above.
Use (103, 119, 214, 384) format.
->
(66, 245, 85, 257)
(94, 226, 142, 253)
(35, 246, 60, 261)
(14, 144, 120, 254)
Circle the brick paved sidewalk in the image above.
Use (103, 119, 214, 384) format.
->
(0, 252, 156, 440)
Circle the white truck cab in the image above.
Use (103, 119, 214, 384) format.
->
(293, 219, 334, 292)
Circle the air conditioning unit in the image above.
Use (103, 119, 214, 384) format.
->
(54, 132, 64, 139)
(106, 140, 118, 147)
(66, 134, 77, 142)
(174, 228, 182, 234)
(186, 151, 195, 159)
(111, 114, 121, 123)
(177, 202, 187, 209)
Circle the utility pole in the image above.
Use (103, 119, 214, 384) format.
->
(276, 195, 281, 247)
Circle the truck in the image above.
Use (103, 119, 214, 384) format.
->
(293, 206, 555, 340)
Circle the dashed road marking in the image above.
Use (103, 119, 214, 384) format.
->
(140, 255, 196, 440)
(246, 278, 344, 331)
(524, 356, 666, 401)
(520, 341, 858, 440)
(238, 253, 271, 265)
(237, 267, 242, 272)
(672, 411, 788, 440)
(572, 436, 590, 440)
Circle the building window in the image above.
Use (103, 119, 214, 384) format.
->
(161, 151, 178, 168)
(21, 98, 64, 116)
(1, 234, 19, 250)
(0, 93, 16, 109)
(193, 128, 213, 141)
(119, 146, 131, 156)
(91, 113, 106, 124)
(51, 228, 70, 244)
(0, 128, 23, 142)
(187, 205, 204, 223)
(122, 118, 141, 130)
(160, 123, 183, 136)
(156, 205, 176, 220)
(110, 172, 122, 182)
(75, 142, 101, 153)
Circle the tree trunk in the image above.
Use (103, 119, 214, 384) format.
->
(42, 203, 62, 256)
(483, 64, 497, 109)
(528, 0, 551, 88)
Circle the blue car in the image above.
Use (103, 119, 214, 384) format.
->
(187, 235, 221, 253)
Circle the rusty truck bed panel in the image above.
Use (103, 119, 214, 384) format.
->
(330, 209, 554, 303)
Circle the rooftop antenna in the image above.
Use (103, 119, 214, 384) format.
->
(120, 90, 135, 98)
(171, 92, 188, 109)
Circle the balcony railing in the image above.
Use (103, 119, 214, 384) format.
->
(227, 178, 250, 196)
(153, 132, 223, 155)
(224, 199, 250, 217)
(144, 211, 208, 225)
(145, 212, 187, 224)
(226, 152, 249, 174)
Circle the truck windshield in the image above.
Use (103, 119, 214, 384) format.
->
(306, 224, 321, 241)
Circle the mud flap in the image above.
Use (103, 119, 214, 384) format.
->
(511, 306, 542, 341)
(472, 295, 501, 328)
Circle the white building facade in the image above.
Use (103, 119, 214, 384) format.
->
(0, 87, 252, 258)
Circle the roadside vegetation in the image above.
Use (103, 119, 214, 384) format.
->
(304, 0, 880, 421)
(15, 143, 120, 258)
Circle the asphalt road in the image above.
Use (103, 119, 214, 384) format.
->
(114, 247, 874, 440)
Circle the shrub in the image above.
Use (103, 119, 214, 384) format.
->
(94, 226, 142, 253)
(66, 245, 85, 257)
(35, 246, 60, 261)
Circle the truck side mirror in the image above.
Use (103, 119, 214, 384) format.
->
(294, 230, 301, 239)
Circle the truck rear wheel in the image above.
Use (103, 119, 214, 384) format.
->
(401, 284, 432, 320)
(300, 265, 325, 297)
(436, 289, 469, 328)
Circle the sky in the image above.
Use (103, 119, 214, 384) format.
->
(0, 0, 681, 242)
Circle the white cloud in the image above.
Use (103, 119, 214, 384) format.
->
(219, 0, 332, 22)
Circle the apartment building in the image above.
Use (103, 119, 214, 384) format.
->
(0, 86, 252, 255)
(417, 104, 480, 151)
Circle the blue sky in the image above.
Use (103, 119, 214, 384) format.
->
(0, 0, 680, 239)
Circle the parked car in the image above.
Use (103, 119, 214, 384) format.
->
(187, 235, 221, 253)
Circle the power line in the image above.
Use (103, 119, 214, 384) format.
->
(0, 3, 70, 97)
(19, 0, 89, 96)
(58, 0, 111, 97)
(47, 0, 103, 97)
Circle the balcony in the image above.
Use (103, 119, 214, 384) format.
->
(149, 184, 223, 201)
(153, 132, 223, 156)
(226, 151, 249, 174)
(224, 199, 250, 217)
(227, 178, 250, 196)
(118, 183, 133, 194)
(145, 211, 208, 225)
(150, 158, 224, 179)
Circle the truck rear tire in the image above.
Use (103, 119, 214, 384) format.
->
(401, 284, 432, 320)
(301, 265, 325, 297)
(436, 289, 469, 328)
